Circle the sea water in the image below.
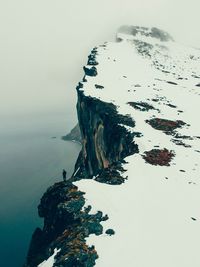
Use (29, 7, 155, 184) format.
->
(0, 112, 81, 267)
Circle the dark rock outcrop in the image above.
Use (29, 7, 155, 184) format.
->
(87, 47, 98, 66)
(83, 66, 97, 77)
(105, 229, 115, 236)
(25, 181, 107, 267)
(95, 84, 104, 89)
(74, 89, 139, 179)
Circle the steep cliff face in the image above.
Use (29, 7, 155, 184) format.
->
(75, 89, 139, 179)
(25, 26, 200, 267)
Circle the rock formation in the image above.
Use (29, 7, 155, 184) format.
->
(62, 124, 82, 144)
(25, 26, 200, 267)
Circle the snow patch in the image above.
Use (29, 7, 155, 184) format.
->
(76, 27, 200, 266)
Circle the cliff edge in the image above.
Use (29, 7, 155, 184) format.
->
(25, 26, 200, 267)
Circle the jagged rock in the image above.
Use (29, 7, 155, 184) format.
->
(74, 93, 138, 178)
(95, 163, 127, 185)
(25, 181, 106, 267)
(83, 66, 97, 77)
(87, 54, 99, 66)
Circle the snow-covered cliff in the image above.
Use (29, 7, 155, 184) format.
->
(26, 26, 200, 267)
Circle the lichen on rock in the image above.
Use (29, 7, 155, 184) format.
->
(25, 181, 107, 267)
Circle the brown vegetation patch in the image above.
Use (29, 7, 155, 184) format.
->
(146, 118, 186, 134)
(143, 148, 175, 166)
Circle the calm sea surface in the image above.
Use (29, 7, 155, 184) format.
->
(0, 112, 81, 267)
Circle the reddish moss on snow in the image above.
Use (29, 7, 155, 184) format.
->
(146, 118, 186, 134)
(143, 148, 175, 166)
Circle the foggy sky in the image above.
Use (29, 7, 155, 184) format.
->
(1, 0, 200, 119)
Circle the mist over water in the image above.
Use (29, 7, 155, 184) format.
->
(0, 1, 200, 266)
(0, 112, 81, 267)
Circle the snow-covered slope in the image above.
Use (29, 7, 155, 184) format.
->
(74, 26, 200, 266)
(28, 26, 200, 267)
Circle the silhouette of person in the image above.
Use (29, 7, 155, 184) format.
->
(62, 169, 67, 181)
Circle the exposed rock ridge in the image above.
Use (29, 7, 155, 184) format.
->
(25, 182, 107, 267)
(74, 89, 139, 180)
(25, 25, 200, 267)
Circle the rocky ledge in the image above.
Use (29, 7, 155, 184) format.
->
(25, 181, 108, 267)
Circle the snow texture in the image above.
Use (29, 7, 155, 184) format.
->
(75, 26, 200, 267)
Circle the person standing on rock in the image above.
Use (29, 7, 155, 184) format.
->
(62, 169, 67, 181)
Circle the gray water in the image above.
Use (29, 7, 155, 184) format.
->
(0, 112, 81, 267)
